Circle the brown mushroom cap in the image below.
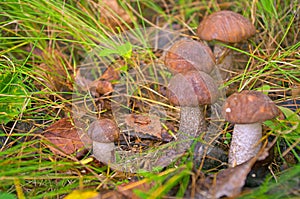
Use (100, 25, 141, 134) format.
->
(223, 90, 280, 124)
(88, 118, 119, 142)
(197, 10, 256, 43)
(166, 70, 218, 106)
(164, 40, 215, 74)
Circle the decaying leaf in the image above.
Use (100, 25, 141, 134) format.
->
(125, 114, 162, 139)
(75, 66, 119, 96)
(195, 143, 273, 198)
(90, 80, 114, 95)
(100, 67, 120, 82)
(207, 157, 257, 198)
(43, 118, 87, 156)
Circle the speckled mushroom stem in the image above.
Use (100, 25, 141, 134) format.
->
(176, 106, 207, 154)
(229, 123, 262, 167)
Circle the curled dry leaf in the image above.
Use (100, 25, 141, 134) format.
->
(90, 80, 114, 95)
(125, 114, 162, 139)
(76, 66, 119, 96)
(196, 144, 272, 198)
(207, 157, 257, 198)
(43, 118, 87, 156)
(88, 66, 120, 95)
(100, 67, 120, 82)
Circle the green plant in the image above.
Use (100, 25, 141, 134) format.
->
(0, 57, 30, 124)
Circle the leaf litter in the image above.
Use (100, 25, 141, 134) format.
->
(43, 118, 87, 156)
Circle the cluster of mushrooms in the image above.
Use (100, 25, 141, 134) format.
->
(87, 10, 281, 170)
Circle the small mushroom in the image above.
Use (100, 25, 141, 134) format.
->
(164, 40, 215, 74)
(223, 90, 280, 167)
(166, 70, 219, 153)
(88, 118, 119, 164)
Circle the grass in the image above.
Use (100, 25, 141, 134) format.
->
(0, 0, 299, 198)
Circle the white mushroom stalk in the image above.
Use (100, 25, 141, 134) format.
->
(223, 91, 280, 167)
(88, 119, 119, 165)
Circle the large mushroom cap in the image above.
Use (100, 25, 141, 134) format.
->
(88, 118, 119, 142)
(197, 10, 256, 43)
(166, 70, 219, 106)
(223, 90, 280, 124)
(164, 40, 215, 74)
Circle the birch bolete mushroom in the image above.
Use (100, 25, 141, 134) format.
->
(166, 70, 219, 153)
(223, 90, 280, 167)
(197, 10, 256, 78)
(88, 118, 119, 163)
(197, 10, 256, 44)
(164, 40, 215, 74)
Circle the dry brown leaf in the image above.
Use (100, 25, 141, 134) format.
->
(207, 157, 257, 198)
(100, 67, 120, 82)
(75, 66, 119, 96)
(90, 80, 114, 95)
(43, 118, 86, 155)
(125, 114, 162, 139)
(197, 143, 273, 198)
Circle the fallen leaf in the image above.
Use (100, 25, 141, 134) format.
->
(75, 66, 118, 96)
(43, 118, 87, 156)
(125, 114, 162, 139)
(207, 157, 257, 198)
(100, 67, 120, 82)
(90, 80, 114, 95)
(195, 143, 273, 198)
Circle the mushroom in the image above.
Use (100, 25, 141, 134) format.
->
(197, 10, 256, 78)
(197, 10, 256, 44)
(88, 118, 120, 164)
(212, 45, 233, 81)
(223, 90, 280, 167)
(164, 39, 215, 74)
(166, 70, 219, 153)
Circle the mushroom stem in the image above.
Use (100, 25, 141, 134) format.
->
(229, 123, 262, 167)
(176, 106, 206, 154)
(93, 141, 115, 164)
